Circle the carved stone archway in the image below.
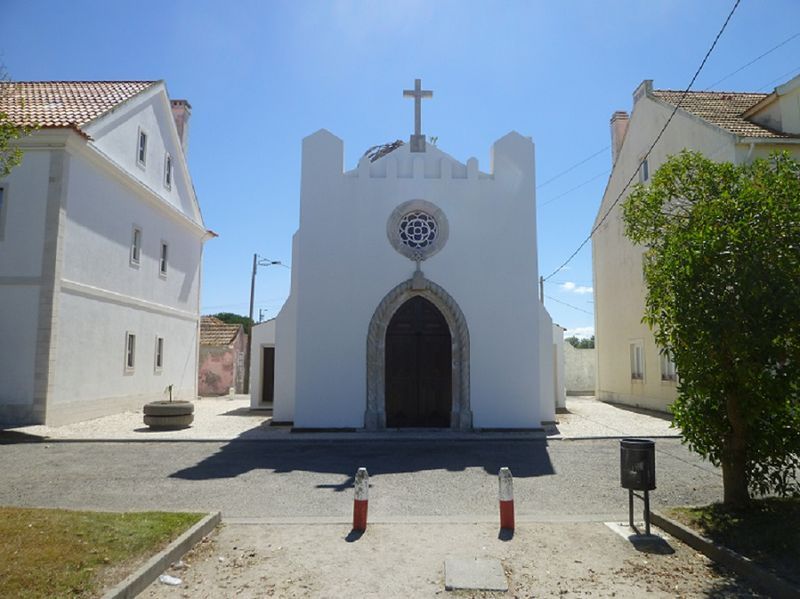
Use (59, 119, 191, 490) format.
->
(365, 273, 471, 430)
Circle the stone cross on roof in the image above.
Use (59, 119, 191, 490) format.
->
(403, 78, 433, 152)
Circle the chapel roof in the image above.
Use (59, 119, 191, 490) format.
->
(200, 316, 243, 346)
(651, 89, 796, 139)
(0, 81, 158, 135)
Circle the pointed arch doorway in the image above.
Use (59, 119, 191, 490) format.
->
(385, 296, 451, 427)
(365, 276, 472, 431)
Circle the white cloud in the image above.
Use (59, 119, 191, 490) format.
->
(560, 281, 593, 295)
(566, 326, 594, 339)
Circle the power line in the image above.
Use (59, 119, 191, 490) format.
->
(545, 295, 594, 316)
(757, 65, 800, 91)
(703, 31, 800, 90)
(539, 169, 610, 207)
(536, 145, 609, 190)
(542, 0, 742, 282)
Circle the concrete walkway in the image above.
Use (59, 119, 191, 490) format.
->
(7, 395, 678, 441)
(550, 395, 677, 439)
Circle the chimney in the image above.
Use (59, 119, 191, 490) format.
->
(610, 111, 629, 166)
(171, 99, 192, 154)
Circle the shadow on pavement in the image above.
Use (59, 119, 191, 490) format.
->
(0, 430, 47, 444)
(498, 528, 514, 542)
(630, 536, 675, 555)
(169, 435, 556, 486)
(345, 529, 364, 543)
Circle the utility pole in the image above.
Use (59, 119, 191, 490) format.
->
(244, 254, 284, 393)
(244, 254, 257, 395)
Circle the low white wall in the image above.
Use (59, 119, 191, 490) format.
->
(564, 344, 596, 395)
(249, 319, 276, 409)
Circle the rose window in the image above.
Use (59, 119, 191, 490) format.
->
(398, 211, 438, 249)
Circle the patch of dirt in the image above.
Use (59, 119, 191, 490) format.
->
(141, 522, 763, 598)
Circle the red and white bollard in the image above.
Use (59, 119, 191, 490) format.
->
(498, 467, 515, 531)
(352, 467, 369, 531)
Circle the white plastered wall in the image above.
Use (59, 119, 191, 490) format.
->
(277, 130, 553, 429)
(0, 151, 50, 419)
(46, 147, 203, 425)
(249, 319, 276, 409)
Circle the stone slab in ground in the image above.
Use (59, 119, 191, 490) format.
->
(444, 557, 508, 591)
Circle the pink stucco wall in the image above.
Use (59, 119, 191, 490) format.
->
(198, 331, 247, 396)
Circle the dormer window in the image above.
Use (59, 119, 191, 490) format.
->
(164, 153, 173, 189)
(137, 129, 147, 167)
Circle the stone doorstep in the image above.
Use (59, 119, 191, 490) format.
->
(444, 557, 509, 592)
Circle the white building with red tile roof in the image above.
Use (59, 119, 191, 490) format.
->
(593, 76, 800, 412)
(0, 81, 214, 425)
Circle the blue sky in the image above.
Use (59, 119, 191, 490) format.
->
(3, 0, 799, 337)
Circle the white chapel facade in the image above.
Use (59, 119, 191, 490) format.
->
(270, 80, 558, 430)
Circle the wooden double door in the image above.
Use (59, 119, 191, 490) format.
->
(385, 296, 452, 428)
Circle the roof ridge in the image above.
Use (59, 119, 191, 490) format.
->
(654, 88, 767, 96)
(2, 80, 158, 84)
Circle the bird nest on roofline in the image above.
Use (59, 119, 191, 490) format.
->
(363, 139, 405, 163)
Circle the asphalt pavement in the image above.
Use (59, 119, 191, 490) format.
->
(0, 436, 718, 520)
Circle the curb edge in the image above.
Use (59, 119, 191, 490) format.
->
(101, 511, 222, 599)
(650, 510, 798, 598)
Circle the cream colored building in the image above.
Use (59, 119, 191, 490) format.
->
(592, 76, 800, 412)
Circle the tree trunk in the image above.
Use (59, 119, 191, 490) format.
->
(722, 393, 750, 507)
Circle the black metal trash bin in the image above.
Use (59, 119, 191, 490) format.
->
(620, 438, 656, 491)
(620, 438, 656, 534)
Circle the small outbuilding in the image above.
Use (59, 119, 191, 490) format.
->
(248, 319, 276, 410)
(199, 317, 247, 396)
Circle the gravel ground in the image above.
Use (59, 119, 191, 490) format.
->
(5, 396, 677, 441)
(142, 522, 762, 598)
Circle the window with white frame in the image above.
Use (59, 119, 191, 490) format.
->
(137, 129, 148, 167)
(125, 332, 136, 371)
(0, 186, 6, 241)
(164, 153, 173, 189)
(630, 341, 644, 380)
(154, 336, 164, 371)
(639, 158, 649, 183)
(130, 226, 142, 265)
(660, 351, 677, 381)
(159, 241, 168, 277)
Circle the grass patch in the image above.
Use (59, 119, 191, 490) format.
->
(0, 507, 203, 599)
(667, 497, 800, 586)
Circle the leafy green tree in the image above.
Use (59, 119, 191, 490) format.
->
(623, 150, 800, 506)
(566, 335, 595, 349)
(0, 72, 26, 178)
(209, 312, 254, 335)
